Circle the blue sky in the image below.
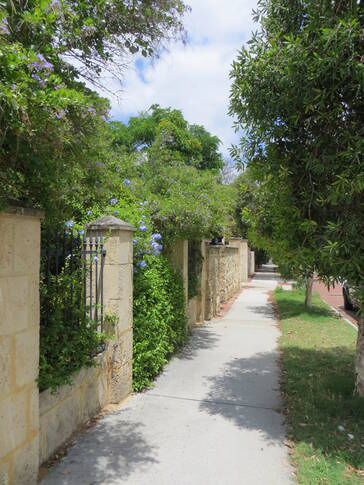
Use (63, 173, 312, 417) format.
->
(101, 1, 259, 158)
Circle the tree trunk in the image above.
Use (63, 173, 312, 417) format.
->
(355, 316, 364, 396)
(304, 275, 314, 308)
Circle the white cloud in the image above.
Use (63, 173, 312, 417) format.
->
(102, 0, 259, 157)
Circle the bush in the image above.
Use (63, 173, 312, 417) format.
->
(133, 254, 187, 391)
(38, 263, 105, 392)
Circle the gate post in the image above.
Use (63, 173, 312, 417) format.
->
(0, 208, 43, 485)
(87, 216, 135, 403)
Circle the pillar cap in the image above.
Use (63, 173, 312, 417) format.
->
(3, 206, 44, 219)
(87, 215, 135, 232)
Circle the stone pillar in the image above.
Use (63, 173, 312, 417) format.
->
(205, 245, 221, 320)
(0, 208, 43, 485)
(166, 240, 188, 308)
(249, 250, 256, 276)
(241, 240, 249, 282)
(87, 216, 135, 404)
(229, 238, 249, 286)
(198, 241, 208, 323)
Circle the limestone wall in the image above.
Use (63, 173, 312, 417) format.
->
(229, 238, 249, 285)
(0, 209, 42, 485)
(39, 216, 134, 465)
(39, 361, 108, 464)
(204, 244, 241, 320)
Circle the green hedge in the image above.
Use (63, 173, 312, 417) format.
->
(133, 255, 187, 391)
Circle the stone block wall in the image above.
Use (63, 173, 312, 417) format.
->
(173, 239, 250, 325)
(0, 208, 42, 485)
(39, 216, 134, 465)
(204, 244, 241, 321)
(229, 238, 249, 285)
(39, 360, 109, 464)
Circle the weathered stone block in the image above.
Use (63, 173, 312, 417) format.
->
(102, 263, 132, 304)
(0, 336, 13, 396)
(0, 218, 13, 276)
(109, 359, 132, 404)
(15, 328, 39, 388)
(116, 328, 133, 365)
(106, 298, 132, 333)
(80, 374, 104, 422)
(12, 436, 39, 485)
(0, 391, 28, 457)
(0, 276, 29, 336)
(13, 218, 40, 276)
(39, 391, 82, 464)
(104, 231, 133, 266)
(29, 387, 39, 435)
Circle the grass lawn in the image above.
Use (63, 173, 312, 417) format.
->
(275, 287, 364, 484)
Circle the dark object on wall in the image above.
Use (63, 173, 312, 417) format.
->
(210, 236, 224, 245)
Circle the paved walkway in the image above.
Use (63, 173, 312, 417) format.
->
(42, 265, 293, 485)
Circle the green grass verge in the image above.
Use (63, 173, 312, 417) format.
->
(275, 287, 364, 484)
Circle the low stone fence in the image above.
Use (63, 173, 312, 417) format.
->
(204, 245, 240, 320)
(168, 238, 252, 325)
(0, 211, 134, 484)
(39, 216, 134, 465)
(0, 208, 254, 484)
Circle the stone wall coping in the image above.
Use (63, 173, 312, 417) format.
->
(208, 244, 239, 250)
(229, 237, 248, 242)
(2, 206, 44, 219)
(87, 215, 135, 232)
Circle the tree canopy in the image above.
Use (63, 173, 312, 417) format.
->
(108, 106, 234, 242)
(0, 1, 188, 220)
(229, 0, 364, 393)
(110, 104, 225, 171)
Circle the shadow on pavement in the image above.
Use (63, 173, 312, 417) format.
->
(178, 326, 220, 361)
(42, 420, 158, 484)
(200, 346, 364, 471)
(200, 352, 285, 444)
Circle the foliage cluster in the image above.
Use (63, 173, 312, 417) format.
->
(110, 105, 236, 242)
(39, 257, 106, 391)
(0, 0, 188, 220)
(188, 240, 204, 299)
(229, 0, 364, 390)
(1, 2, 238, 392)
(230, 0, 364, 285)
(133, 255, 187, 391)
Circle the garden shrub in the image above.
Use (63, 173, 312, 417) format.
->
(38, 262, 105, 392)
(133, 254, 187, 391)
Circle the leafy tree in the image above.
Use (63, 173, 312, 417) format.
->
(230, 0, 364, 394)
(1, 0, 188, 83)
(111, 104, 225, 171)
(142, 162, 236, 241)
(109, 107, 234, 242)
(0, 1, 188, 219)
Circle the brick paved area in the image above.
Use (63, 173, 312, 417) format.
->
(313, 279, 359, 327)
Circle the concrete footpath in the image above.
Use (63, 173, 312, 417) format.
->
(42, 265, 293, 485)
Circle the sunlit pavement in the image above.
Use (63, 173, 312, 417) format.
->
(42, 265, 293, 485)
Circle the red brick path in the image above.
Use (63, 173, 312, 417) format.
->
(313, 279, 359, 327)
